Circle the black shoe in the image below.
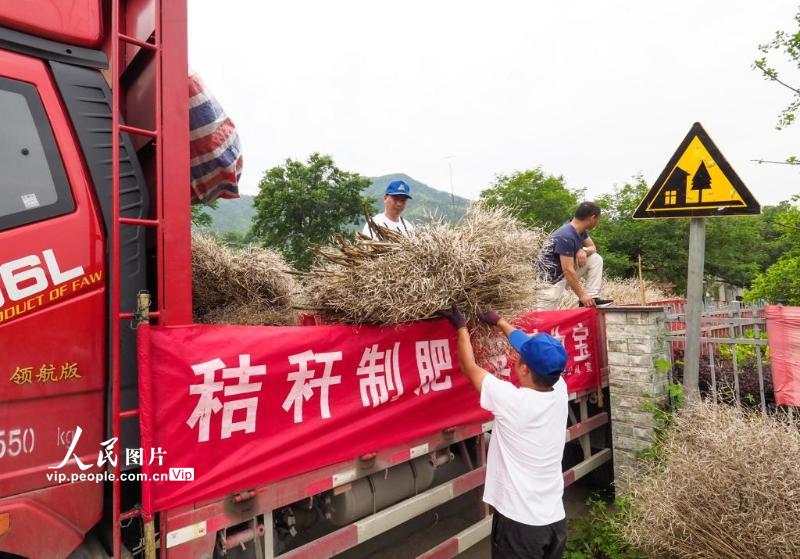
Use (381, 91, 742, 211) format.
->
(579, 297, 614, 308)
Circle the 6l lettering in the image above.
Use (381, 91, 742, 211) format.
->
(0, 249, 84, 307)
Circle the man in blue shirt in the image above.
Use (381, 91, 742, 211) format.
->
(536, 202, 612, 310)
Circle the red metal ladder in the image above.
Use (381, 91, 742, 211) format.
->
(110, 0, 165, 557)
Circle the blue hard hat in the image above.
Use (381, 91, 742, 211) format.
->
(385, 179, 412, 199)
(508, 331, 568, 377)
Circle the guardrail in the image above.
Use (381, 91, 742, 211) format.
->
(655, 301, 772, 414)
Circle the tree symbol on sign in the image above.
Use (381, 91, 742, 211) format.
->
(691, 161, 711, 203)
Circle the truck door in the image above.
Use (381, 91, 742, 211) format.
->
(0, 48, 105, 554)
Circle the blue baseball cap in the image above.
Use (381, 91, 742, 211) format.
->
(508, 330, 568, 377)
(385, 179, 412, 199)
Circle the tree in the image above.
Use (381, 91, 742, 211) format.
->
(704, 216, 766, 287)
(754, 8, 800, 132)
(191, 200, 218, 228)
(747, 13, 800, 301)
(251, 153, 372, 269)
(745, 254, 800, 305)
(744, 196, 800, 303)
(479, 167, 583, 230)
(221, 229, 253, 248)
(757, 200, 797, 264)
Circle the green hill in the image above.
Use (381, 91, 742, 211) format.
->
(202, 194, 257, 235)
(202, 173, 473, 235)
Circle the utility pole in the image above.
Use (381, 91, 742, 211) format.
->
(444, 155, 457, 223)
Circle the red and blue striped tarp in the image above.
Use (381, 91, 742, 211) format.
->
(189, 73, 243, 204)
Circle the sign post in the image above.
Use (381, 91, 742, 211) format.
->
(634, 123, 760, 401)
(684, 218, 705, 401)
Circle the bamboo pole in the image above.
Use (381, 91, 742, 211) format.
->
(638, 254, 646, 305)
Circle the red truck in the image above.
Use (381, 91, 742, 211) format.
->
(0, 2, 611, 558)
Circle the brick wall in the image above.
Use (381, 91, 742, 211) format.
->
(602, 307, 670, 495)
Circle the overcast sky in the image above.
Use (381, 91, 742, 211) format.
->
(189, 1, 800, 207)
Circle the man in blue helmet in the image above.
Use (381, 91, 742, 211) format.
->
(361, 179, 415, 238)
(439, 306, 569, 559)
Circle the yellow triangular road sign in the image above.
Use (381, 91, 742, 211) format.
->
(634, 123, 760, 218)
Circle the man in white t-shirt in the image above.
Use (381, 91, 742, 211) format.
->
(361, 179, 415, 238)
(438, 306, 569, 559)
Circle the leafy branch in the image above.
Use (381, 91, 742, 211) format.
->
(753, 9, 800, 130)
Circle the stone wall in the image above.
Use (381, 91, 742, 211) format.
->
(602, 307, 670, 495)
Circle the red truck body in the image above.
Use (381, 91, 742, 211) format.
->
(0, 1, 104, 47)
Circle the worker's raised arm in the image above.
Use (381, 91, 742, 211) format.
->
(438, 307, 489, 392)
(455, 328, 489, 392)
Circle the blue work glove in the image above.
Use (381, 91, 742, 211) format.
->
(438, 305, 467, 329)
(477, 309, 501, 326)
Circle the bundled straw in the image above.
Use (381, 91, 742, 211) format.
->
(192, 232, 299, 325)
(300, 206, 549, 325)
(623, 402, 800, 559)
(552, 277, 670, 309)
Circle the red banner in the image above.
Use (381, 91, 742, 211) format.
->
(508, 308, 602, 394)
(137, 309, 600, 514)
(766, 305, 800, 406)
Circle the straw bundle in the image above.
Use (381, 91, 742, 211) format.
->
(300, 206, 549, 325)
(192, 232, 299, 325)
(552, 277, 670, 309)
(623, 402, 800, 559)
